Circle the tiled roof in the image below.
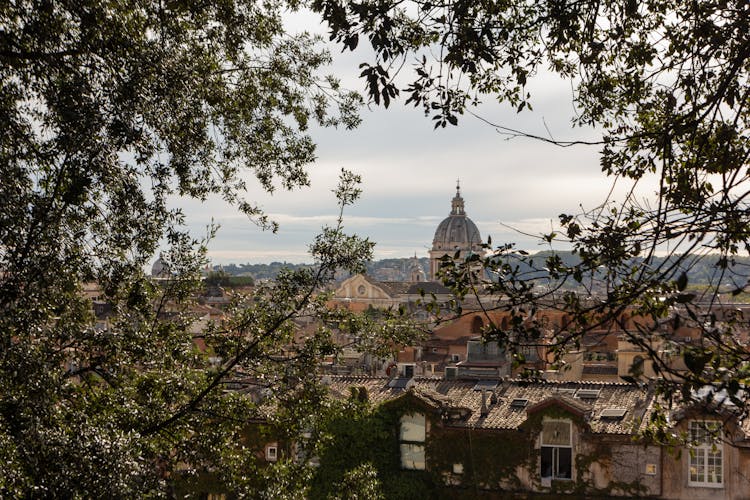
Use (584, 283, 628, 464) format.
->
(361, 275, 452, 297)
(323, 376, 407, 406)
(426, 336, 474, 346)
(406, 282, 452, 295)
(376, 281, 412, 296)
(324, 376, 652, 435)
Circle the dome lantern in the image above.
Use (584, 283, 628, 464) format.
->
(451, 179, 465, 215)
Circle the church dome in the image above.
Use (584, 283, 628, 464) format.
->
(151, 254, 169, 277)
(432, 183, 482, 251)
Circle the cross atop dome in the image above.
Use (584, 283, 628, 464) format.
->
(451, 178, 465, 215)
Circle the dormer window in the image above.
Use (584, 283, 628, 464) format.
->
(400, 413, 426, 470)
(541, 419, 572, 481)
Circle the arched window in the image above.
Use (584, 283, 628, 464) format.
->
(620, 314, 631, 330)
(471, 315, 484, 334)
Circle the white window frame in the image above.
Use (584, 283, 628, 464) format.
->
(400, 413, 426, 470)
(540, 419, 573, 481)
(265, 443, 278, 462)
(688, 421, 723, 488)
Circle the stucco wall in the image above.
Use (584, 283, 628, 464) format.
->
(661, 437, 750, 499)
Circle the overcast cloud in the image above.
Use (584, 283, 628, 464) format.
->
(175, 12, 657, 265)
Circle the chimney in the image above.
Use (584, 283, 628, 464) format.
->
(480, 390, 489, 416)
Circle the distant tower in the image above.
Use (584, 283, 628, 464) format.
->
(408, 253, 426, 282)
(428, 181, 484, 280)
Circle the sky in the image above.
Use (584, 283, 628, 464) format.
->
(176, 12, 654, 265)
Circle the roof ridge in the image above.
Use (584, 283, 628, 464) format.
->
(505, 377, 640, 387)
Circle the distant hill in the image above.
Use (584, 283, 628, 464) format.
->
(215, 253, 750, 290)
(214, 258, 431, 282)
(212, 262, 313, 281)
(526, 251, 750, 288)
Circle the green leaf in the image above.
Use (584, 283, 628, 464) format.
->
(676, 272, 688, 291)
(675, 293, 695, 304)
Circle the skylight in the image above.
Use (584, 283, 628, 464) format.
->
(576, 388, 601, 399)
(600, 408, 627, 419)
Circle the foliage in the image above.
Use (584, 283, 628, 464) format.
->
(211, 262, 314, 281)
(204, 270, 255, 288)
(426, 427, 528, 491)
(312, 0, 750, 424)
(328, 462, 385, 500)
(310, 395, 437, 500)
(216, 256, 432, 283)
(312, 391, 650, 498)
(0, 1, 391, 497)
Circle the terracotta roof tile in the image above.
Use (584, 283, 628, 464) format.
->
(324, 376, 652, 435)
(360, 275, 452, 297)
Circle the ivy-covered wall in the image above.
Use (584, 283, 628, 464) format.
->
(312, 393, 660, 499)
(310, 395, 438, 499)
(426, 406, 585, 496)
(176, 391, 659, 498)
(171, 422, 287, 499)
(426, 426, 530, 492)
(574, 438, 659, 497)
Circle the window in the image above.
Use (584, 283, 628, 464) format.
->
(471, 315, 484, 333)
(466, 340, 500, 360)
(265, 443, 278, 462)
(400, 413, 426, 470)
(688, 421, 723, 487)
(541, 419, 572, 480)
(630, 355, 645, 376)
(521, 344, 538, 361)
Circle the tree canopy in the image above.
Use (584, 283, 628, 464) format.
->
(4, 0, 750, 495)
(0, 1, 383, 496)
(311, 0, 750, 421)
